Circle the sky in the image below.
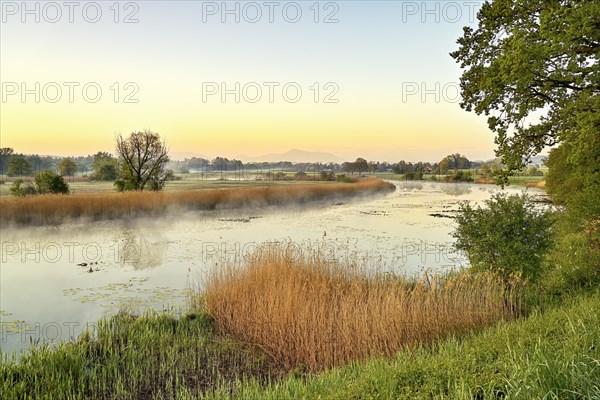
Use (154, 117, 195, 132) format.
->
(0, 0, 495, 162)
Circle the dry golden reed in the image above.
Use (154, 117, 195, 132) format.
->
(0, 179, 393, 226)
(203, 243, 523, 372)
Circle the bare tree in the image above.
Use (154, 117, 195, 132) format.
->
(114, 131, 172, 191)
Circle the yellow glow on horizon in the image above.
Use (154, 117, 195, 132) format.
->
(1, 82, 493, 160)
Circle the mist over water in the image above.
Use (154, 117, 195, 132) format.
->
(0, 181, 541, 356)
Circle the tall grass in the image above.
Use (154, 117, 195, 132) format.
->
(3, 290, 597, 399)
(237, 289, 600, 400)
(202, 243, 523, 372)
(0, 178, 394, 226)
(0, 311, 281, 399)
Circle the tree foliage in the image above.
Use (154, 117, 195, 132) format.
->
(354, 158, 368, 175)
(451, 0, 600, 183)
(91, 152, 118, 181)
(9, 170, 69, 196)
(342, 158, 370, 175)
(114, 131, 173, 191)
(58, 158, 78, 178)
(9, 179, 37, 196)
(35, 170, 70, 194)
(452, 193, 554, 280)
(0, 147, 14, 176)
(439, 154, 471, 172)
(7, 156, 33, 177)
(438, 158, 450, 174)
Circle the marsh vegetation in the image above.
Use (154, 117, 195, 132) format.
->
(0, 178, 394, 226)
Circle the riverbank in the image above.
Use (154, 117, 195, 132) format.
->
(0, 178, 394, 227)
(0, 242, 530, 399)
(1, 280, 597, 399)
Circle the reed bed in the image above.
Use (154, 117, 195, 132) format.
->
(203, 243, 524, 373)
(0, 179, 394, 226)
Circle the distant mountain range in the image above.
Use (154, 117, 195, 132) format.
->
(236, 149, 344, 163)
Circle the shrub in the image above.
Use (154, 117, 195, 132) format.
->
(543, 231, 600, 295)
(7, 171, 69, 197)
(9, 179, 37, 196)
(404, 171, 423, 180)
(444, 170, 473, 182)
(34, 170, 70, 194)
(320, 171, 335, 181)
(336, 174, 355, 183)
(93, 162, 118, 181)
(294, 171, 308, 180)
(452, 193, 554, 280)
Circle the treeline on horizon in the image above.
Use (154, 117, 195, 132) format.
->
(0, 147, 544, 181)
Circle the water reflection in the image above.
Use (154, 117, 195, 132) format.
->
(118, 233, 168, 270)
(396, 181, 423, 191)
(438, 183, 472, 196)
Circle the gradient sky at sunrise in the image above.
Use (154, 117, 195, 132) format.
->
(0, 0, 493, 162)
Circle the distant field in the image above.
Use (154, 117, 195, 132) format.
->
(0, 169, 547, 197)
(0, 172, 335, 197)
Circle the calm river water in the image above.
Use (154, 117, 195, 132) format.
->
(0, 181, 541, 356)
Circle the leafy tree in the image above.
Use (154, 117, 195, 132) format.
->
(451, 0, 600, 183)
(58, 158, 78, 179)
(545, 143, 583, 206)
(392, 161, 408, 174)
(78, 162, 88, 177)
(368, 161, 377, 175)
(354, 158, 368, 176)
(212, 157, 229, 179)
(7, 156, 32, 177)
(438, 158, 449, 174)
(526, 165, 544, 177)
(439, 154, 470, 173)
(481, 163, 489, 176)
(452, 193, 554, 280)
(183, 157, 210, 170)
(35, 170, 69, 194)
(342, 161, 356, 175)
(91, 152, 118, 181)
(27, 155, 44, 173)
(0, 147, 14, 176)
(114, 131, 172, 191)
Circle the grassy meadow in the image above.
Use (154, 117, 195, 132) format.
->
(0, 172, 336, 196)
